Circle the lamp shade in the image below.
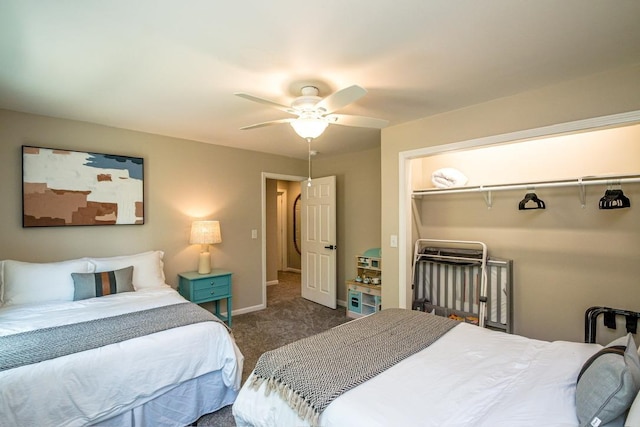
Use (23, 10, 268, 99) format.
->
(190, 220, 222, 245)
(290, 116, 328, 139)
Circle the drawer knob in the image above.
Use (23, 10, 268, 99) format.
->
(210, 290, 216, 295)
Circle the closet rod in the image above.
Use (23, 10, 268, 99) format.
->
(412, 174, 640, 197)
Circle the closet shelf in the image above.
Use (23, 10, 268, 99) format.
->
(412, 174, 640, 197)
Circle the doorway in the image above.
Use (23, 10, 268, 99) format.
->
(262, 172, 338, 309)
(262, 173, 304, 308)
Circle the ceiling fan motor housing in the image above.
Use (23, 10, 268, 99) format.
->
(292, 86, 322, 113)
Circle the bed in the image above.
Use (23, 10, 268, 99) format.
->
(232, 308, 640, 427)
(0, 250, 243, 427)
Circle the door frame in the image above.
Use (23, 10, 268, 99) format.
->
(261, 172, 305, 308)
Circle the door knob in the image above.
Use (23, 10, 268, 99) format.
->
(324, 244, 336, 250)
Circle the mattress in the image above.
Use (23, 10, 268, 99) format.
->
(0, 287, 243, 427)
(233, 322, 602, 427)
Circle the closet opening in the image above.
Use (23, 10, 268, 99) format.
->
(398, 111, 640, 341)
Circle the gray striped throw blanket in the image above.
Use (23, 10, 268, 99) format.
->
(0, 302, 226, 372)
(248, 308, 458, 425)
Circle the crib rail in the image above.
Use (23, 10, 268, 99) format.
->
(412, 239, 513, 333)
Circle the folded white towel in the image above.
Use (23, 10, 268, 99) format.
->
(431, 168, 468, 188)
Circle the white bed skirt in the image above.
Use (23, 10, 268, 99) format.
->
(95, 370, 237, 427)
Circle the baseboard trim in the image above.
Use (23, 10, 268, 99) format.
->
(229, 296, 345, 316)
(231, 303, 265, 317)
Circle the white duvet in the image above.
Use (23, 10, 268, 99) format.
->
(233, 322, 601, 427)
(0, 287, 243, 427)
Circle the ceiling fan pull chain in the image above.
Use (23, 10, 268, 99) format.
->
(307, 137, 312, 187)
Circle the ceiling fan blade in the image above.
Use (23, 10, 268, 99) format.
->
(314, 85, 367, 114)
(234, 92, 295, 114)
(239, 118, 294, 130)
(326, 114, 389, 129)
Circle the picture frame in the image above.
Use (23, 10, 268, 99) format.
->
(22, 145, 144, 227)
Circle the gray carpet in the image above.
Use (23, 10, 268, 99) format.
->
(194, 271, 349, 426)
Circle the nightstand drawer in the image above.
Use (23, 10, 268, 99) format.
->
(191, 275, 231, 291)
(193, 283, 230, 301)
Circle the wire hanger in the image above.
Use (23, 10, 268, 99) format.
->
(518, 192, 546, 210)
(599, 182, 630, 209)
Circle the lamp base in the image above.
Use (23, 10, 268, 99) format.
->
(198, 251, 211, 274)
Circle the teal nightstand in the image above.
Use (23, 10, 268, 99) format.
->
(178, 270, 233, 326)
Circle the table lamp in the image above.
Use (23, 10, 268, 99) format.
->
(190, 220, 222, 274)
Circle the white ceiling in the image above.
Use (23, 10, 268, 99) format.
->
(1, 1, 639, 160)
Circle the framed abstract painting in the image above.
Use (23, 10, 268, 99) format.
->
(22, 146, 144, 227)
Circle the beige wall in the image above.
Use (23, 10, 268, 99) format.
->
(265, 179, 278, 283)
(381, 63, 640, 343)
(0, 109, 381, 314)
(313, 148, 382, 303)
(0, 109, 307, 312)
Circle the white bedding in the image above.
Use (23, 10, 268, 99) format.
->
(0, 287, 243, 427)
(233, 322, 601, 427)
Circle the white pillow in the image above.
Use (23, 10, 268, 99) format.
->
(3, 259, 94, 306)
(90, 251, 166, 290)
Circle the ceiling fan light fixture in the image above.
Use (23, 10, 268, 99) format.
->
(290, 116, 328, 140)
(237, 84, 387, 139)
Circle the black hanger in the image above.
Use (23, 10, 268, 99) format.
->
(518, 192, 546, 210)
(599, 189, 630, 209)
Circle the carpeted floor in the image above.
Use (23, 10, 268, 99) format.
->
(194, 271, 349, 426)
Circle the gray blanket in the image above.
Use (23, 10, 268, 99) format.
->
(0, 302, 226, 372)
(248, 308, 458, 425)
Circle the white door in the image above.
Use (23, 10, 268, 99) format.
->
(301, 175, 337, 308)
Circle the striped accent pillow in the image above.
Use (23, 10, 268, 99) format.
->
(72, 266, 134, 301)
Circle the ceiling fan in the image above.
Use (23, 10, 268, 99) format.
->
(234, 85, 389, 140)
